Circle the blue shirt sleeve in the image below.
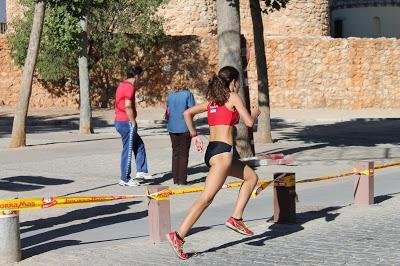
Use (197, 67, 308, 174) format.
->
(187, 91, 195, 108)
(166, 94, 170, 107)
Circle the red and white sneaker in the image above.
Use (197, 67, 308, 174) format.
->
(225, 217, 254, 236)
(167, 231, 189, 260)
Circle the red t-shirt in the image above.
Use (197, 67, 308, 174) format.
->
(115, 81, 136, 121)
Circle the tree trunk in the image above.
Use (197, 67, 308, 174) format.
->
(78, 7, 93, 134)
(216, 0, 253, 158)
(9, 0, 46, 148)
(250, 0, 272, 143)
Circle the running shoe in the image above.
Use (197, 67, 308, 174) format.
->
(225, 216, 254, 236)
(118, 179, 141, 187)
(136, 172, 153, 180)
(167, 231, 189, 260)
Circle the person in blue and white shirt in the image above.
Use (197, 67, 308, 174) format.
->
(165, 73, 195, 185)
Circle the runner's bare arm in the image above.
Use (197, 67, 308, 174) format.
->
(183, 102, 208, 137)
(229, 93, 260, 127)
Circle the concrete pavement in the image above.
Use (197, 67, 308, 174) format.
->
(0, 107, 400, 265)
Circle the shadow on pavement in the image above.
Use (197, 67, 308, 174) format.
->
(196, 206, 343, 256)
(145, 162, 208, 185)
(21, 201, 146, 258)
(374, 192, 400, 204)
(0, 114, 111, 138)
(187, 226, 212, 237)
(22, 235, 149, 259)
(20, 201, 141, 233)
(0, 176, 74, 192)
(27, 136, 119, 147)
(280, 118, 400, 148)
(255, 118, 400, 163)
(60, 182, 117, 197)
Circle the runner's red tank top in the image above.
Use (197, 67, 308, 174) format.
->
(207, 102, 239, 126)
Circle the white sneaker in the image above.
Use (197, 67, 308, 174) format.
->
(136, 172, 153, 180)
(118, 179, 141, 187)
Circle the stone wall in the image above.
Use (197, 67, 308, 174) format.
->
(0, 35, 217, 109)
(263, 36, 400, 108)
(5, 0, 25, 31)
(0, 36, 79, 108)
(157, 0, 217, 36)
(243, 0, 330, 37)
(158, 0, 330, 38)
(2, 34, 399, 109)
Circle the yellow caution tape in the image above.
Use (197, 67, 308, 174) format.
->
(296, 172, 354, 184)
(252, 180, 273, 198)
(253, 161, 400, 196)
(149, 182, 245, 201)
(353, 169, 373, 176)
(374, 162, 400, 170)
(0, 195, 143, 211)
(274, 175, 295, 187)
(2, 162, 400, 210)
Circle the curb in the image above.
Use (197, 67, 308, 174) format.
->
(241, 153, 294, 167)
(0, 119, 168, 128)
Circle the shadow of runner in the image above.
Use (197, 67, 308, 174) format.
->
(187, 226, 212, 237)
(23, 240, 81, 259)
(22, 235, 149, 259)
(22, 208, 148, 256)
(21, 201, 141, 233)
(196, 206, 343, 255)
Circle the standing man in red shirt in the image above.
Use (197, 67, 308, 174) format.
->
(114, 65, 152, 186)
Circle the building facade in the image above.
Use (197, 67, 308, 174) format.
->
(331, 0, 400, 38)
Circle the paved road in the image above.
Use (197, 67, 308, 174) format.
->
(1, 108, 399, 265)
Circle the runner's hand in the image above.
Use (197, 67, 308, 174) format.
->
(250, 106, 260, 118)
(193, 136, 203, 152)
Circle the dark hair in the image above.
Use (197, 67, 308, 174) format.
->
(127, 65, 143, 79)
(206, 66, 239, 105)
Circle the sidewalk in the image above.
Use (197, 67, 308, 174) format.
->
(1, 106, 400, 126)
(1, 107, 400, 265)
(17, 191, 400, 265)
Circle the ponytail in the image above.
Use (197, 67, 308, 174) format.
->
(206, 75, 230, 105)
(205, 66, 239, 105)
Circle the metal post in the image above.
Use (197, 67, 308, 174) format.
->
(354, 161, 374, 206)
(147, 185, 171, 243)
(273, 173, 296, 223)
(0, 210, 21, 262)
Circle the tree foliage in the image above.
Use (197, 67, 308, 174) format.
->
(8, 0, 166, 83)
(262, 0, 290, 13)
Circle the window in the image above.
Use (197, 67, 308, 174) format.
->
(334, 19, 343, 38)
(0, 0, 6, 34)
(372, 16, 381, 37)
(0, 23, 7, 34)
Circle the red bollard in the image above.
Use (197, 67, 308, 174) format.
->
(354, 161, 374, 206)
(147, 185, 171, 243)
(273, 173, 296, 223)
